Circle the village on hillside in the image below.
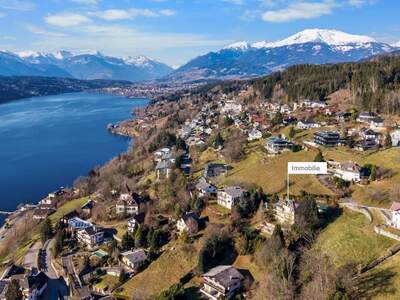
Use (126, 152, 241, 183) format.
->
(1, 83, 400, 300)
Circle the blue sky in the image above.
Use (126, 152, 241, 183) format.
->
(0, 0, 399, 66)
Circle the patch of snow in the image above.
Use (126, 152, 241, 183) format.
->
(125, 55, 152, 66)
(17, 50, 43, 58)
(312, 45, 321, 51)
(52, 50, 74, 60)
(223, 41, 251, 51)
(252, 29, 377, 49)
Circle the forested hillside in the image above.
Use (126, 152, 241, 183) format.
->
(0, 76, 130, 104)
(252, 55, 400, 114)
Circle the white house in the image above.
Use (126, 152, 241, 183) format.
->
(370, 117, 385, 130)
(327, 161, 362, 182)
(68, 217, 92, 232)
(116, 193, 142, 216)
(360, 128, 379, 142)
(296, 120, 320, 130)
(311, 100, 327, 108)
(196, 177, 217, 197)
(200, 265, 244, 300)
(274, 198, 296, 225)
(357, 112, 377, 123)
(154, 148, 172, 162)
(217, 186, 244, 210)
(121, 249, 147, 272)
(280, 104, 292, 114)
(247, 129, 262, 141)
(390, 129, 400, 147)
(176, 211, 199, 235)
(77, 226, 104, 249)
(389, 202, 400, 230)
(265, 136, 292, 154)
(127, 214, 144, 233)
(221, 100, 242, 116)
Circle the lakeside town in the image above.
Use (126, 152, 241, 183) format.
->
(1, 76, 400, 300)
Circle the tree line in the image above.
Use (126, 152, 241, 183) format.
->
(252, 55, 400, 114)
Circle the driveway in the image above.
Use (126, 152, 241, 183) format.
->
(43, 239, 58, 279)
(23, 240, 42, 271)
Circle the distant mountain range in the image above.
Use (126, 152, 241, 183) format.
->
(0, 50, 173, 82)
(1, 29, 399, 83)
(168, 29, 399, 82)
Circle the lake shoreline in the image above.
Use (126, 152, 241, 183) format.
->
(0, 92, 149, 228)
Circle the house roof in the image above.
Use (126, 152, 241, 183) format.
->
(203, 265, 244, 288)
(196, 177, 215, 192)
(121, 249, 147, 265)
(81, 225, 102, 236)
(339, 162, 361, 172)
(81, 199, 94, 210)
(219, 186, 244, 198)
(181, 211, 199, 223)
(68, 217, 92, 228)
(390, 202, 400, 211)
(275, 198, 296, 212)
(362, 128, 378, 135)
(117, 193, 142, 207)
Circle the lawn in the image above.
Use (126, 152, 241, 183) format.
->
(218, 146, 334, 196)
(116, 242, 199, 299)
(233, 255, 263, 283)
(356, 252, 400, 300)
(94, 274, 119, 293)
(322, 147, 400, 207)
(49, 197, 89, 224)
(201, 203, 231, 225)
(97, 219, 128, 240)
(315, 209, 395, 268)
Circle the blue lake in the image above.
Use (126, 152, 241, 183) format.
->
(0, 92, 148, 223)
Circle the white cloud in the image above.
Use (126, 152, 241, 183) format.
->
(45, 13, 91, 27)
(347, 0, 376, 7)
(262, 1, 338, 23)
(89, 8, 176, 20)
(258, 0, 285, 8)
(159, 9, 176, 16)
(241, 9, 261, 21)
(89, 9, 158, 21)
(223, 0, 245, 5)
(26, 25, 68, 38)
(71, 0, 99, 4)
(0, 12, 5, 18)
(31, 23, 229, 65)
(0, 0, 35, 11)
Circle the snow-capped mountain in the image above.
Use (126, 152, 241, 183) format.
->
(169, 29, 399, 82)
(0, 51, 173, 82)
(0, 50, 72, 77)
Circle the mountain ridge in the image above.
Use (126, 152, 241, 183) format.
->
(169, 29, 398, 82)
(0, 50, 173, 82)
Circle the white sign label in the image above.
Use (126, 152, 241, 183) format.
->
(288, 162, 327, 175)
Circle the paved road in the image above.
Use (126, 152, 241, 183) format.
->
(44, 239, 58, 279)
(22, 240, 42, 271)
(62, 255, 82, 290)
